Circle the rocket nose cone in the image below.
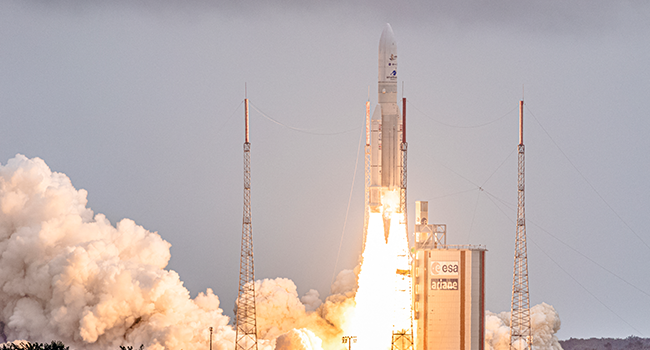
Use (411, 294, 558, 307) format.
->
(383, 23, 394, 35)
(380, 23, 396, 48)
(378, 23, 397, 83)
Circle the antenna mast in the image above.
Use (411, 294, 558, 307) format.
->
(391, 96, 414, 350)
(510, 100, 532, 350)
(235, 94, 259, 350)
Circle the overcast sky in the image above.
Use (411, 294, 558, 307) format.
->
(1, 0, 649, 340)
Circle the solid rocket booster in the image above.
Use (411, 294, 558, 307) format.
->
(369, 23, 402, 211)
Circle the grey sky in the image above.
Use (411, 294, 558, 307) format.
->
(1, 0, 649, 339)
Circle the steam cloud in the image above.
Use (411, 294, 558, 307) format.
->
(0, 155, 235, 349)
(485, 303, 563, 350)
(0, 155, 563, 350)
(0, 155, 354, 349)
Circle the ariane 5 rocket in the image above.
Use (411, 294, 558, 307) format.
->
(368, 23, 404, 214)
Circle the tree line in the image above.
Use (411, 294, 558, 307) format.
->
(0, 342, 145, 350)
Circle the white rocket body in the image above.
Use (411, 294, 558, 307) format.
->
(369, 23, 402, 212)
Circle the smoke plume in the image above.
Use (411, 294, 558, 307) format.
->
(0, 155, 236, 349)
(0, 155, 355, 350)
(485, 303, 563, 350)
(254, 274, 356, 350)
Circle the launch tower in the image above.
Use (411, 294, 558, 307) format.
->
(235, 97, 259, 350)
(392, 96, 414, 350)
(509, 100, 532, 350)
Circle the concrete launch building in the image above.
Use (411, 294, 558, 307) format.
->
(412, 201, 486, 350)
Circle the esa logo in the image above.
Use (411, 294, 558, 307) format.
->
(430, 261, 459, 276)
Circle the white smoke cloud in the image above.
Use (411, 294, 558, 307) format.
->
(252, 276, 355, 350)
(0, 155, 356, 350)
(485, 303, 563, 350)
(300, 290, 323, 312)
(530, 303, 563, 350)
(256, 278, 310, 341)
(0, 155, 234, 349)
(329, 269, 357, 296)
(275, 329, 323, 350)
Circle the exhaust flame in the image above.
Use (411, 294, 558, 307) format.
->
(387, 214, 411, 333)
(348, 194, 412, 350)
(349, 212, 393, 350)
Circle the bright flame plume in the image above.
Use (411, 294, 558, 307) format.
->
(348, 197, 412, 350)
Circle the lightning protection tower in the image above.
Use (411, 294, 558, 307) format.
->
(235, 96, 259, 350)
(510, 100, 532, 350)
(399, 97, 408, 230)
(392, 96, 414, 350)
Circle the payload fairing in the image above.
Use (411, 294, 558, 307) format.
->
(369, 23, 403, 213)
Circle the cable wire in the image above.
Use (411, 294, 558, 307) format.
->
(466, 189, 482, 244)
(481, 148, 516, 187)
(483, 190, 650, 299)
(430, 188, 477, 200)
(250, 103, 360, 136)
(331, 118, 364, 286)
(436, 154, 650, 304)
(215, 100, 244, 139)
(526, 105, 650, 252)
(482, 192, 644, 335)
(408, 101, 517, 129)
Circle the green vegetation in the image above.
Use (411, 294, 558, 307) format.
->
(560, 336, 650, 350)
(0, 342, 146, 350)
(0, 341, 68, 350)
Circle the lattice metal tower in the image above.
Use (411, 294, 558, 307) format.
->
(392, 96, 414, 350)
(235, 97, 258, 350)
(510, 100, 532, 350)
(399, 97, 408, 230)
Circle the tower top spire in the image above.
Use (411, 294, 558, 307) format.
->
(511, 99, 532, 350)
(519, 100, 524, 145)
